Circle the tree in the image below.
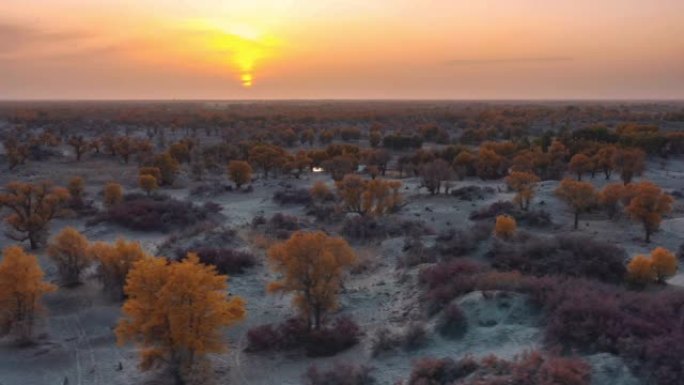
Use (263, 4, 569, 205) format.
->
(568, 153, 592, 181)
(494, 215, 517, 239)
(68, 176, 86, 205)
(47, 227, 92, 287)
(476, 148, 505, 179)
(103, 182, 124, 208)
(336, 174, 402, 216)
(598, 183, 624, 219)
(114, 136, 136, 164)
(68, 135, 90, 161)
(138, 174, 158, 196)
(322, 155, 358, 181)
(139, 167, 162, 184)
(420, 159, 452, 195)
(555, 179, 597, 229)
(612, 148, 645, 184)
(453, 150, 476, 180)
(227, 160, 252, 189)
(89, 238, 149, 299)
(153, 152, 180, 186)
(116, 254, 245, 383)
(267, 231, 356, 330)
(594, 145, 616, 180)
(627, 254, 654, 286)
(310, 181, 333, 202)
(248, 144, 287, 178)
(625, 181, 673, 243)
(0, 246, 56, 341)
(505, 171, 540, 210)
(0, 181, 70, 249)
(651, 247, 677, 283)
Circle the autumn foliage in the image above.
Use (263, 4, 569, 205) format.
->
(267, 231, 356, 330)
(89, 239, 150, 299)
(103, 182, 124, 208)
(625, 181, 673, 243)
(0, 246, 56, 341)
(554, 179, 597, 229)
(505, 171, 540, 210)
(138, 174, 158, 196)
(336, 174, 402, 216)
(47, 227, 92, 287)
(627, 247, 678, 285)
(116, 254, 245, 381)
(494, 215, 517, 239)
(227, 160, 253, 189)
(0, 181, 70, 249)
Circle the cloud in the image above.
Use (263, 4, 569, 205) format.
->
(445, 56, 574, 66)
(0, 21, 96, 60)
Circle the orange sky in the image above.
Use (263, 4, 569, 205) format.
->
(1, 0, 683, 100)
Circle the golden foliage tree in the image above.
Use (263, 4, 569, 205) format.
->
(103, 182, 124, 208)
(227, 160, 252, 189)
(568, 153, 592, 181)
(336, 174, 402, 216)
(494, 215, 517, 239)
(67, 135, 90, 161)
(47, 227, 92, 287)
(248, 144, 287, 178)
(651, 247, 677, 283)
(505, 171, 540, 210)
(139, 166, 162, 184)
(117, 254, 245, 382)
(267, 231, 356, 330)
(476, 148, 505, 179)
(554, 179, 597, 230)
(0, 246, 56, 341)
(90, 239, 149, 299)
(598, 183, 624, 219)
(310, 181, 333, 202)
(153, 152, 181, 186)
(68, 176, 85, 202)
(0, 181, 70, 249)
(138, 174, 158, 196)
(625, 181, 673, 243)
(612, 148, 645, 185)
(594, 145, 617, 180)
(627, 254, 655, 286)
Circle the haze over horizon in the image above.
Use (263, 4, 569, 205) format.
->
(2, 0, 683, 100)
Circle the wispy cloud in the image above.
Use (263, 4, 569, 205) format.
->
(0, 21, 98, 60)
(445, 56, 574, 66)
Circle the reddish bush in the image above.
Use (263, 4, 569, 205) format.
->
(246, 316, 361, 357)
(175, 247, 256, 274)
(487, 234, 627, 283)
(99, 194, 211, 232)
(273, 188, 313, 205)
(304, 362, 376, 385)
(419, 259, 485, 314)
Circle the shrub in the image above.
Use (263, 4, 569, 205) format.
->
(103, 182, 123, 208)
(401, 322, 429, 351)
(494, 215, 516, 239)
(175, 247, 256, 275)
(264, 213, 301, 239)
(303, 363, 376, 385)
(403, 352, 590, 385)
(246, 316, 361, 357)
(470, 201, 551, 227)
(419, 259, 485, 314)
(398, 236, 437, 268)
(342, 216, 432, 241)
(432, 224, 490, 259)
(273, 188, 312, 205)
(488, 234, 627, 283)
(437, 303, 468, 339)
(469, 201, 516, 220)
(450, 185, 495, 201)
(101, 194, 211, 232)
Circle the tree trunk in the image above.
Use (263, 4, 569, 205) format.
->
(574, 211, 579, 229)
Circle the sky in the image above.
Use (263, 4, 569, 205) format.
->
(1, 0, 683, 100)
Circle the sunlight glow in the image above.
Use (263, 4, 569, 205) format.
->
(184, 19, 278, 88)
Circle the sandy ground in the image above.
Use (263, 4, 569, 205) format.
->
(1, 149, 683, 385)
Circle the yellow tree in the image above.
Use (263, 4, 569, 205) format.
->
(103, 182, 124, 208)
(138, 174, 158, 196)
(598, 183, 624, 219)
(336, 174, 402, 216)
(47, 227, 92, 287)
(568, 153, 592, 181)
(612, 148, 645, 185)
(68, 176, 85, 202)
(625, 181, 673, 243)
(555, 179, 598, 230)
(0, 246, 56, 341)
(494, 215, 517, 239)
(505, 171, 540, 210)
(650, 247, 677, 283)
(89, 239, 149, 299)
(627, 254, 655, 286)
(227, 160, 253, 189)
(310, 181, 333, 202)
(267, 231, 356, 330)
(116, 254, 245, 383)
(153, 152, 181, 186)
(0, 181, 70, 249)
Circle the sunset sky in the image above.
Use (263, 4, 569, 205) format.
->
(1, 0, 683, 100)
